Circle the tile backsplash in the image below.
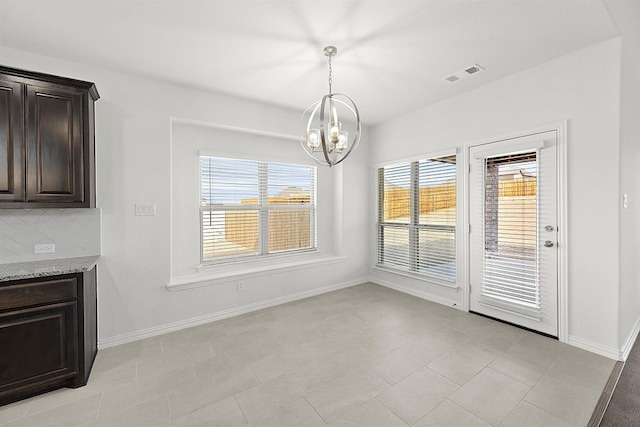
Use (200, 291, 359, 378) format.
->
(0, 209, 101, 263)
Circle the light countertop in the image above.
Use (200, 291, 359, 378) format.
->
(0, 256, 99, 282)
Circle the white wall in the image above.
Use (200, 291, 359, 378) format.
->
(369, 39, 622, 355)
(605, 1, 640, 356)
(170, 122, 339, 280)
(2, 33, 634, 357)
(0, 46, 370, 344)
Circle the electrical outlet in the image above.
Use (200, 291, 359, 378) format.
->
(34, 243, 55, 254)
(237, 281, 245, 292)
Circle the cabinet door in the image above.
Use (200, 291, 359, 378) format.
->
(0, 301, 79, 402)
(25, 85, 84, 203)
(0, 78, 24, 202)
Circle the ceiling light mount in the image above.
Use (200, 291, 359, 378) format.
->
(323, 46, 337, 57)
(300, 45, 361, 167)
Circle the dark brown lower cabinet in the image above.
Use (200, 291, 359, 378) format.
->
(0, 268, 97, 406)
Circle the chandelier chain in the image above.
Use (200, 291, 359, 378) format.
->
(328, 55, 333, 94)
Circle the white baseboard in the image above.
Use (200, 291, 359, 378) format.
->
(98, 276, 368, 349)
(369, 276, 461, 309)
(620, 314, 640, 361)
(570, 317, 640, 361)
(568, 335, 621, 361)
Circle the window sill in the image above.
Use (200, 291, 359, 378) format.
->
(371, 265, 459, 289)
(167, 254, 346, 292)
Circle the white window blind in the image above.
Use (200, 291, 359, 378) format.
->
(377, 155, 456, 281)
(378, 163, 412, 270)
(482, 152, 539, 307)
(417, 158, 457, 280)
(266, 162, 316, 255)
(200, 156, 316, 263)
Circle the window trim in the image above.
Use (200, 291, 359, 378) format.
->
(371, 265, 459, 289)
(168, 254, 346, 292)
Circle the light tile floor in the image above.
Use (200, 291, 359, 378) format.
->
(0, 283, 616, 426)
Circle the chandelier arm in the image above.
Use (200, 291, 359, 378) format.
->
(306, 101, 321, 135)
(319, 94, 334, 166)
(331, 93, 362, 162)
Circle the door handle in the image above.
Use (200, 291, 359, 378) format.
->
(544, 241, 555, 248)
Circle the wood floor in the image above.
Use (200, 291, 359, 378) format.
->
(597, 334, 640, 426)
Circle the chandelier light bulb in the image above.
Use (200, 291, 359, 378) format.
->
(337, 131, 348, 150)
(307, 129, 320, 148)
(329, 122, 342, 142)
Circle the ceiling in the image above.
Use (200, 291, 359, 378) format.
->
(0, 0, 620, 125)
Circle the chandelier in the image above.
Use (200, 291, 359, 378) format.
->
(300, 46, 361, 167)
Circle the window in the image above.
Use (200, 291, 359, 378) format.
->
(377, 155, 456, 281)
(200, 156, 316, 263)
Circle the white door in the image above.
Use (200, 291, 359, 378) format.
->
(469, 131, 558, 336)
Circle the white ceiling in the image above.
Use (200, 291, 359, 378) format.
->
(0, 0, 620, 125)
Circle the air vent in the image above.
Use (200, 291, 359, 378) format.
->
(443, 63, 485, 83)
(465, 65, 482, 75)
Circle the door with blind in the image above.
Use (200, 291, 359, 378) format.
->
(469, 131, 558, 336)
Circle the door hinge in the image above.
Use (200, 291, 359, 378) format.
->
(468, 224, 472, 233)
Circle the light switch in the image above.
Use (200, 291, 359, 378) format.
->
(135, 203, 156, 216)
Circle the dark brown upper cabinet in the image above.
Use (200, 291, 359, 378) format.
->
(0, 66, 99, 208)
(0, 79, 24, 203)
